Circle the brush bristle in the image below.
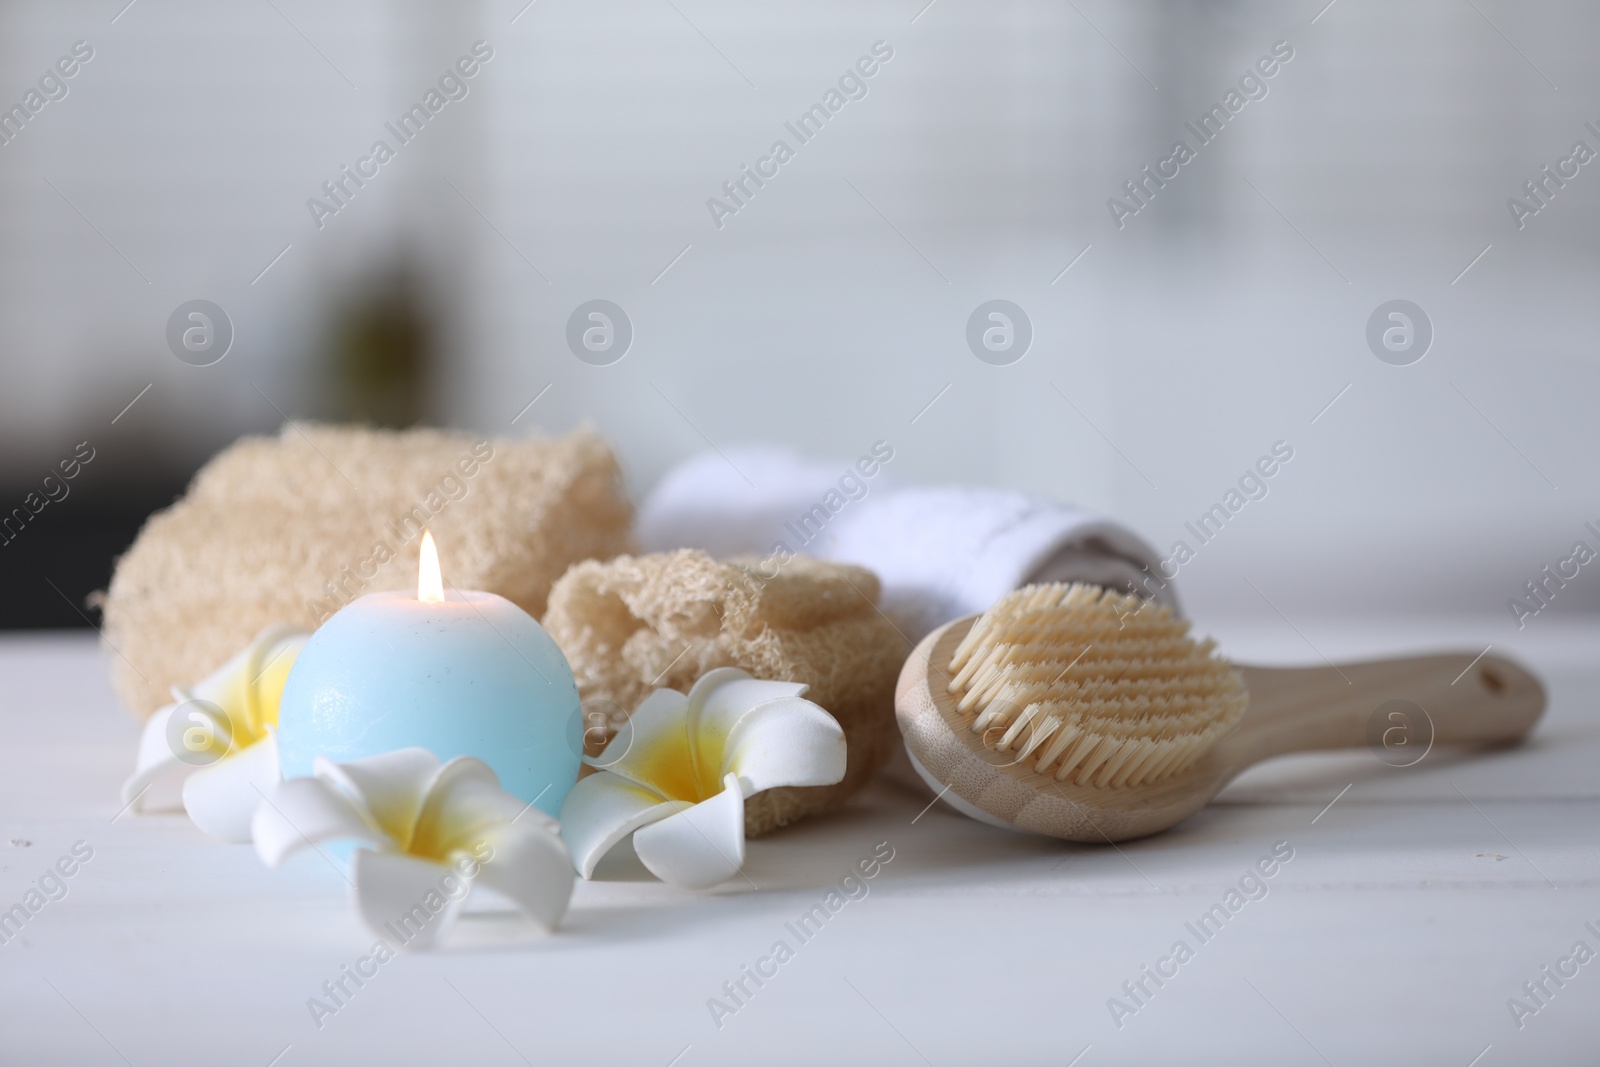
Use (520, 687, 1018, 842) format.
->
(946, 583, 1247, 788)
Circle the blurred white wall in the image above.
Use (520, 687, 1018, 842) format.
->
(2, 0, 1596, 624)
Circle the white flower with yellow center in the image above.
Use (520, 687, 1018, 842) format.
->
(560, 668, 847, 890)
(252, 748, 574, 946)
(121, 626, 308, 842)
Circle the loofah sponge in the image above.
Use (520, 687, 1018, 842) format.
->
(541, 550, 907, 836)
(103, 423, 632, 721)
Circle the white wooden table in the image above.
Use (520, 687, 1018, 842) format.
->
(1, 617, 1595, 1066)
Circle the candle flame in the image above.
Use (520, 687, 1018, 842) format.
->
(418, 529, 445, 603)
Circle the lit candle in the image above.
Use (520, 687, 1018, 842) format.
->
(276, 530, 581, 816)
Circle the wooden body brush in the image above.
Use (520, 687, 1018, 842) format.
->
(895, 584, 1545, 842)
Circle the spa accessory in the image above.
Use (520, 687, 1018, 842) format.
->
(276, 532, 580, 816)
(541, 549, 903, 835)
(896, 583, 1545, 841)
(102, 423, 631, 721)
(253, 748, 574, 945)
(559, 668, 846, 890)
(637, 445, 1180, 642)
(121, 625, 309, 842)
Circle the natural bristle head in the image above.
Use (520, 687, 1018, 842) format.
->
(946, 583, 1247, 788)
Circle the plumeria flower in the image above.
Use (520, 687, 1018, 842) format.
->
(252, 748, 574, 948)
(121, 626, 309, 842)
(560, 668, 847, 890)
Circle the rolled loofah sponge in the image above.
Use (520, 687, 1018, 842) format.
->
(541, 549, 907, 836)
(103, 423, 632, 721)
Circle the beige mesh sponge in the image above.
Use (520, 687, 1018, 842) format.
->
(542, 550, 906, 837)
(102, 423, 633, 720)
(946, 583, 1247, 789)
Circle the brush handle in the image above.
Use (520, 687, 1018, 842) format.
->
(1229, 651, 1545, 769)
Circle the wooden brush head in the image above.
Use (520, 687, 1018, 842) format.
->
(948, 584, 1247, 788)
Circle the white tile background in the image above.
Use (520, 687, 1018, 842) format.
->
(1, 0, 1596, 623)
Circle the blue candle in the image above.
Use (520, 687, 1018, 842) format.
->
(276, 532, 580, 817)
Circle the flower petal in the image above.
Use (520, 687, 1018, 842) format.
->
(351, 849, 465, 950)
(410, 757, 526, 861)
(122, 702, 191, 812)
(558, 772, 687, 878)
(314, 748, 444, 848)
(188, 626, 309, 740)
(722, 696, 847, 795)
(585, 688, 701, 800)
(471, 822, 576, 932)
(253, 771, 392, 867)
(181, 732, 283, 843)
(685, 669, 811, 795)
(632, 772, 747, 890)
(687, 668, 809, 738)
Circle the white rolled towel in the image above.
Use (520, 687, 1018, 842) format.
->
(637, 445, 1180, 642)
